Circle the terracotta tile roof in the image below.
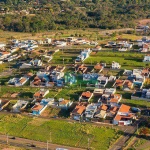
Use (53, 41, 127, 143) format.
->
(82, 91, 92, 98)
(114, 114, 134, 121)
(142, 68, 150, 75)
(114, 115, 122, 121)
(110, 94, 121, 103)
(119, 104, 130, 113)
(27, 72, 33, 77)
(94, 63, 103, 70)
(34, 76, 41, 81)
(115, 79, 124, 87)
(72, 105, 86, 115)
(34, 91, 44, 97)
(143, 44, 149, 49)
(32, 104, 43, 111)
(124, 80, 133, 88)
(110, 106, 118, 112)
(59, 100, 70, 105)
(100, 104, 108, 111)
(20, 77, 26, 84)
(1, 51, 10, 55)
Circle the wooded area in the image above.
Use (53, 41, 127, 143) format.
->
(0, 0, 150, 32)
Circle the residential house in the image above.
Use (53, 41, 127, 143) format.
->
(0, 43, 6, 49)
(64, 73, 76, 85)
(79, 91, 93, 102)
(54, 65, 66, 72)
(131, 89, 150, 101)
(33, 89, 49, 99)
(0, 51, 11, 60)
(71, 102, 88, 120)
(143, 55, 150, 62)
(8, 74, 30, 87)
(75, 64, 87, 73)
(112, 61, 121, 69)
(94, 63, 104, 72)
(108, 94, 122, 106)
(93, 88, 105, 96)
(123, 69, 132, 76)
(54, 41, 67, 47)
(31, 71, 50, 87)
(85, 103, 98, 121)
(107, 106, 119, 118)
(94, 103, 107, 120)
(0, 100, 10, 111)
(32, 98, 54, 115)
(95, 75, 108, 88)
(94, 109, 107, 119)
(114, 79, 125, 89)
(142, 68, 150, 77)
(128, 69, 145, 88)
(58, 98, 73, 110)
(140, 43, 149, 52)
(75, 49, 91, 63)
(12, 100, 28, 113)
(91, 46, 102, 51)
(20, 59, 42, 68)
(113, 104, 135, 125)
(83, 73, 99, 81)
(105, 88, 116, 95)
(123, 80, 133, 91)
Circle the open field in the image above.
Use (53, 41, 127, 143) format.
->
(121, 99, 150, 108)
(0, 114, 121, 150)
(0, 29, 145, 43)
(85, 52, 146, 70)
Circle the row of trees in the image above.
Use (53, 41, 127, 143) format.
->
(0, 0, 149, 32)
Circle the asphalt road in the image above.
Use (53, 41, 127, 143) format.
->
(0, 134, 85, 150)
(109, 120, 142, 150)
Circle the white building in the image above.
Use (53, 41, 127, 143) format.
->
(143, 55, 150, 62)
(112, 61, 121, 69)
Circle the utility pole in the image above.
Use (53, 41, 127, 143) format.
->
(0, 81, 1, 92)
(137, 124, 138, 134)
(63, 57, 64, 65)
(47, 140, 48, 150)
(50, 132, 52, 143)
(6, 134, 8, 145)
(88, 138, 90, 150)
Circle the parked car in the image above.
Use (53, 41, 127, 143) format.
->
(26, 143, 36, 147)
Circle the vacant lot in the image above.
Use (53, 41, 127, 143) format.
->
(0, 114, 121, 150)
(85, 52, 145, 69)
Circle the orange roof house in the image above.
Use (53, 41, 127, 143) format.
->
(79, 91, 93, 102)
(114, 79, 125, 87)
(109, 94, 122, 105)
(94, 63, 104, 71)
(32, 103, 43, 111)
(71, 103, 87, 120)
(33, 89, 49, 99)
(123, 80, 133, 89)
(100, 104, 108, 111)
(119, 104, 130, 113)
(76, 64, 87, 73)
(113, 104, 135, 125)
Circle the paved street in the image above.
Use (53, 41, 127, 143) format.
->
(0, 134, 85, 150)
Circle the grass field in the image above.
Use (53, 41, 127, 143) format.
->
(0, 114, 121, 150)
(122, 99, 150, 108)
(85, 52, 146, 69)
